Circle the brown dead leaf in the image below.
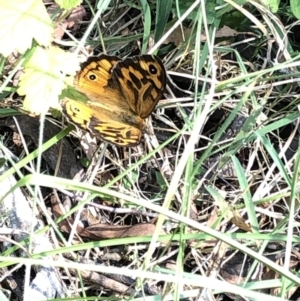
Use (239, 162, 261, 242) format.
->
(80, 223, 165, 239)
(163, 25, 240, 46)
(51, 195, 166, 240)
(52, 6, 86, 41)
(206, 206, 220, 229)
(231, 210, 252, 232)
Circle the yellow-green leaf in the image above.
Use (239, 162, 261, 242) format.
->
(0, 0, 53, 57)
(258, 0, 280, 12)
(17, 46, 80, 115)
(291, 0, 300, 19)
(55, 0, 83, 10)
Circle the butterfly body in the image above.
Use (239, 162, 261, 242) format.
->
(62, 54, 166, 146)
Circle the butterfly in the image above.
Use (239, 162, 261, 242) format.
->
(61, 54, 166, 146)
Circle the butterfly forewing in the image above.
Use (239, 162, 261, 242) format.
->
(111, 55, 166, 118)
(75, 55, 120, 97)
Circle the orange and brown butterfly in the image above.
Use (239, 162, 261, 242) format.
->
(61, 54, 166, 146)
